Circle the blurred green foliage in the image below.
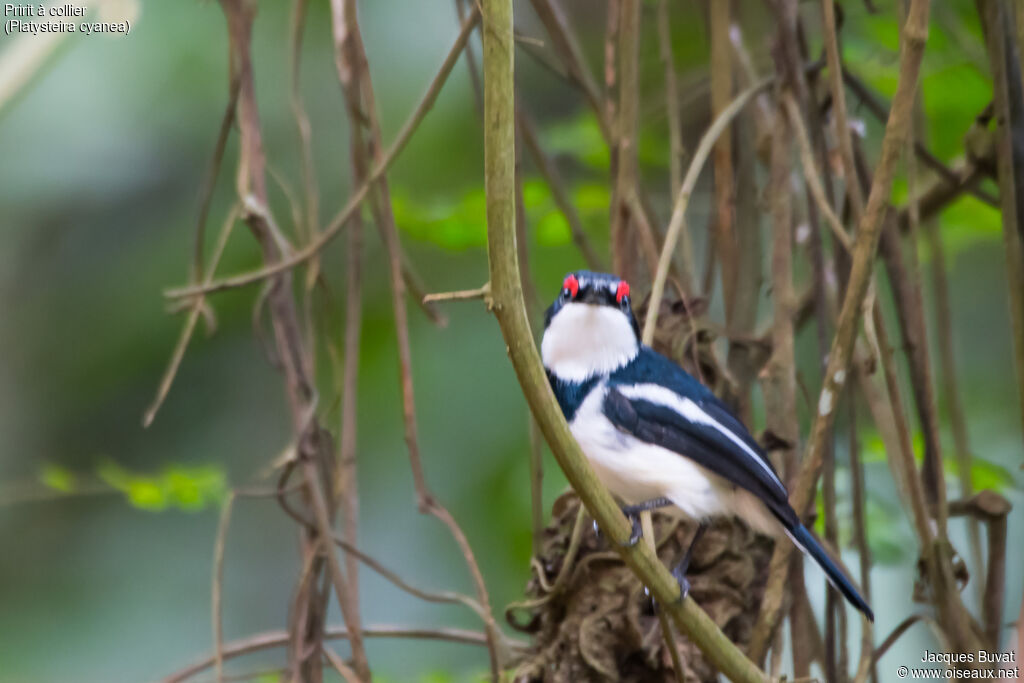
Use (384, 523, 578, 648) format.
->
(0, 1, 1022, 682)
(95, 461, 227, 512)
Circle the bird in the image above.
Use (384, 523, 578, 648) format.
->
(541, 269, 873, 621)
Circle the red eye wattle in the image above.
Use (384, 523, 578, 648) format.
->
(562, 274, 579, 298)
(616, 280, 630, 303)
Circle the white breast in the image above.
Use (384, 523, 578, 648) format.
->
(570, 382, 778, 534)
(541, 303, 638, 381)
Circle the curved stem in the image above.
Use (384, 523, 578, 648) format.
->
(480, 0, 769, 679)
(644, 76, 773, 341)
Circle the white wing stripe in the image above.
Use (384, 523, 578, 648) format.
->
(617, 383, 785, 489)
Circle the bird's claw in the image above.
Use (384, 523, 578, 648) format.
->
(671, 564, 691, 602)
(619, 510, 643, 548)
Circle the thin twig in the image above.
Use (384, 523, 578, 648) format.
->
(513, 131, 542, 320)
(528, 417, 545, 558)
(925, 218, 984, 599)
(946, 491, 1012, 647)
(748, 0, 933, 659)
(783, 93, 853, 252)
(757, 53, 800, 670)
(609, 0, 640, 279)
(644, 75, 774, 342)
(161, 625, 524, 683)
(287, 0, 319, 245)
(275, 482, 503, 637)
(480, 1, 769, 678)
(710, 0, 738, 321)
(869, 614, 932, 667)
(331, 2, 501, 675)
(454, 0, 484, 115)
(194, 77, 241, 281)
(143, 205, 240, 427)
(516, 105, 604, 270)
(657, 0, 683, 196)
(841, 68, 1001, 208)
(218, 1, 359, 679)
(848, 398, 876, 683)
(422, 284, 491, 304)
(977, 0, 1024, 455)
(165, 8, 481, 300)
(321, 646, 361, 683)
(331, 0, 370, 631)
(212, 493, 235, 683)
(821, 0, 865, 218)
(528, 0, 608, 140)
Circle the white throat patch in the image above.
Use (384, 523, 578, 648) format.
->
(542, 303, 639, 381)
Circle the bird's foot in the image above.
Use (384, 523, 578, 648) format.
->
(671, 562, 692, 601)
(670, 520, 707, 602)
(619, 508, 643, 547)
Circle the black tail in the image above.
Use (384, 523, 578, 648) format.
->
(788, 523, 874, 622)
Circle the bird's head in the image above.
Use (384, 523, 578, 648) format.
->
(541, 271, 641, 381)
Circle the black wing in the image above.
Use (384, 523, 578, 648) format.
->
(602, 386, 799, 528)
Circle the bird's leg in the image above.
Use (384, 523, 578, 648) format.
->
(671, 520, 709, 599)
(618, 497, 674, 547)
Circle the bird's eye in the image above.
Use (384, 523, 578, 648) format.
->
(562, 274, 579, 299)
(616, 280, 630, 304)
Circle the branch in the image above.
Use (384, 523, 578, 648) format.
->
(161, 625, 524, 683)
(977, 0, 1024, 454)
(143, 205, 240, 427)
(925, 218, 984, 598)
(211, 493, 234, 683)
(330, 2, 501, 675)
(878, 217, 947, 524)
(516, 105, 605, 270)
(757, 82, 800, 673)
(710, 0, 738, 321)
(783, 94, 852, 252)
(840, 68, 1000, 208)
(480, 1, 769, 680)
(422, 284, 491, 304)
(821, 0, 865, 218)
(657, 0, 683, 196)
(322, 646, 361, 683)
(165, 8, 481, 300)
(527, 0, 609, 141)
(946, 490, 1012, 647)
(748, 0, 933, 659)
(609, 0, 640, 279)
(216, 2, 366, 678)
(276, 484, 502, 636)
(644, 75, 773, 342)
(897, 158, 992, 230)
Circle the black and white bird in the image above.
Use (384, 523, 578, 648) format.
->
(541, 270, 873, 620)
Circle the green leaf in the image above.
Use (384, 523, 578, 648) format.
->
(865, 497, 909, 565)
(573, 183, 611, 211)
(39, 464, 75, 493)
(921, 63, 991, 161)
(95, 459, 226, 512)
(392, 188, 488, 250)
(164, 464, 226, 511)
(968, 456, 1015, 492)
(930, 194, 1002, 261)
(535, 210, 572, 247)
(543, 112, 609, 171)
(419, 671, 457, 683)
(859, 429, 888, 464)
(126, 479, 168, 511)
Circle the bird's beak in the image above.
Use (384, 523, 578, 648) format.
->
(578, 287, 607, 306)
